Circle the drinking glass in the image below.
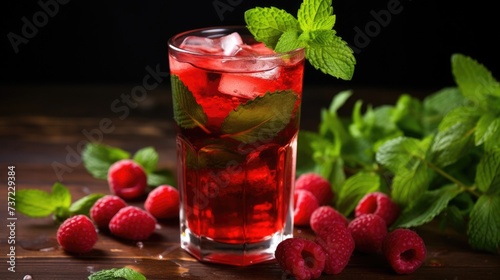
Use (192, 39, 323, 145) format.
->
(168, 26, 305, 266)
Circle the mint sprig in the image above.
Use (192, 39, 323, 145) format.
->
(297, 53, 500, 253)
(88, 267, 146, 280)
(82, 143, 175, 187)
(16, 182, 104, 221)
(245, 0, 356, 80)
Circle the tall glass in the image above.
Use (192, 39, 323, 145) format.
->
(168, 26, 305, 266)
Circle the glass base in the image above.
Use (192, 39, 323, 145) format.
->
(180, 227, 293, 266)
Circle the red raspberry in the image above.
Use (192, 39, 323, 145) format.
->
(90, 195, 127, 229)
(275, 238, 326, 280)
(144, 185, 179, 219)
(310, 205, 349, 234)
(294, 189, 319, 226)
(107, 159, 147, 201)
(383, 228, 426, 274)
(355, 192, 400, 226)
(314, 222, 355, 274)
(295, 173, 334, 205)
(348, 214, 387, 254)
(56, 215, 98, 253)
(109, 206, 157, 241)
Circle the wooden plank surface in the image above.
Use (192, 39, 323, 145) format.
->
(1, 85, 499, 280)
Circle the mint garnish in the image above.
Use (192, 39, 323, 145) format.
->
(88, 267, 146, 280)
(171, 75, 209, 133)
(245, 0, 356, 80)
(221, 90, 298, 144)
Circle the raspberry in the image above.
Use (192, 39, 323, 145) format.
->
(107, 159, 147, 201)
(310, 205, 349, 234)
(294, 189, 320, 226)
(355, 192, 400, 226)
(275, 238, 326, 280)
(295, 172, 334, 205)
(144, 185, 179, 219)
(314, 222, 354, 274)
(56, 215, 98, 253)
(109, 206, 157, 241)
(348, 214, 387, 254)
(90, 195, 127, 229)
(382, 228, 426, 274)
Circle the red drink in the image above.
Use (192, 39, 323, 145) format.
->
(168, 27, 305, 266)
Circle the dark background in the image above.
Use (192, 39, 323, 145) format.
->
(1, 0, 498, 91)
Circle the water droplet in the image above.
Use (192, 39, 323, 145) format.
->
(19, 236, 58, 251)
(23, 275, 33, 280)
(87, 266, 95, 273)
(136, 242, 144, 249)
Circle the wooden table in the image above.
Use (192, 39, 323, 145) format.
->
(1, 85, 499, 280)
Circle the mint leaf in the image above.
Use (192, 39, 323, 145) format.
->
(430, 107, 480, 168)
(89, 267, 146, 280)
(68, 193, 105, 216)
(133, 146, 159, 173)
(297, 0, 335, 31)
(170, 75, 209, 133)
(221, 90, 297, 144)
(452, 53, 500, 111)
(467, 194, 500, 253)
(336, 171, 380, 216)
(275, 29, 304, 53)
(475, 148, 500, 194)
(376, 136, 432, 205)
(305, 30, 355, 80)
(422, 87, 465, 134)
(391, 184, 462, 229)
(244, 7, 300, 48)
(82, 143, 130, 179)
(17, 182, 71, 218)
(475, 113, 500, 148)
(147, 169, 176, 187)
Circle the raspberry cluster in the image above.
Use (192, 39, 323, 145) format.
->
(278, 174, 427, 279)
(56, 159, 180, 253)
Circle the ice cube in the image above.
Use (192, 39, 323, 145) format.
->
(219, 32, 244, 56)
(179, 36, 221, 54)
(179, 32, 244, 56)
(218, 68, 280, 99)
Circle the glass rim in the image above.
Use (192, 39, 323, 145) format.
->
(167, 25, 304, 59)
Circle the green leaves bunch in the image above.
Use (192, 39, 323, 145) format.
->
(298, 53, 500, 253)
(245, 0, 356, 80)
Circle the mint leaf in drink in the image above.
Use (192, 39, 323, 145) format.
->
(467, 194, 500, 253)
(170, 75, 209, 133)
(245, 0, 356, 80)
(82, 143, 130, 179)
(221, 90, 297, 144)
